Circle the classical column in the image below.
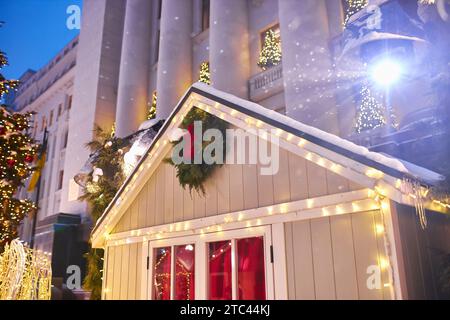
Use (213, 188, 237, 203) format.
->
(278, 0, 339, 134)
(210, 0, 250, 98)
(156, 0, 193, 120)
(115, 0, 152, 137)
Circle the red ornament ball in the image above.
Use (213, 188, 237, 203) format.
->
(0, 127, 5, 135)
(25, 155, 34, 163)
(6, 158, 15, 167)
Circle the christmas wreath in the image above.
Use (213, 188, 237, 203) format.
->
(166, 107, 228, 195)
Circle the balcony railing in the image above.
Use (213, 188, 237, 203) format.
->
(248, 64, 283, 102)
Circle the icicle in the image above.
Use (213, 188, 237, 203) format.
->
(402, 178, 428, 229)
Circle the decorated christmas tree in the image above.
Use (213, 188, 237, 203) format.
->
(355, 85, 387, 133)
(257, 29, 282, 70)
(0, 49, 38, 252)
(199, 61, 211, 85)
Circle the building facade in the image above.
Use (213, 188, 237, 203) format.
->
(13, 0, 450, 298)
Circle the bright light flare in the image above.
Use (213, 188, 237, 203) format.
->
(370, 59, 402, 86)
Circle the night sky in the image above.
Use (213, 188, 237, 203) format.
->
(0, 0, 82, 79)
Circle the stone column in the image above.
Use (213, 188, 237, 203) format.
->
(115, 0, 152, 137)
(210, 0, 250, 98)
(156, 0, 193, 120)
(278, 0, 339, 134)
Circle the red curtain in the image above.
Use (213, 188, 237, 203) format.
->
(208, 240, 232, 300)
(153, 247, 171, 300)
(175, 244, 195, 300)
(237, 236, 266, 300)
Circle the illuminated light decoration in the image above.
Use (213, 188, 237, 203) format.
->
(0, 105, 38, 251)
(343, 0, 368, 26)
(354, 85, 388, 133)
(199, 62, 211, 85)
(379, 257, 389, 270)
(375, 224, 385, 235)
(370, 59, 402, 87)
(365, 168, 384, 179)
(257, 28, 282, 70)
(0, 239, 52, 300)
(147, 91, 157, 120)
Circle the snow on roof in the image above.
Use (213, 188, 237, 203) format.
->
(192, 82, 444, 184)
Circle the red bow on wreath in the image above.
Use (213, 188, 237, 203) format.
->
(184, 123, 195, 162)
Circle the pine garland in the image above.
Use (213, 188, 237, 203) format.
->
(166, 107, 228, 195)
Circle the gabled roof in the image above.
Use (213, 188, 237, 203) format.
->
(91, 83, 445, 245)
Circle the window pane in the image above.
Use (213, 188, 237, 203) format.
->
(153, 247, 171, 300)
(237, 236, 266, 300)
(208, 240, 232, 300)
(175, 244, 195, 300)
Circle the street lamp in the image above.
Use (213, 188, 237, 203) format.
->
(370, 59, 403, 87)
(369, 58, 403, 133)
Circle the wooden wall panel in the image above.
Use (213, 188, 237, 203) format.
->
(310, 218, 336, 299)
(351, 211, 383, 300)
(136, 242, 143, 299)
(119, 245, 130, 300)
(284, 223, 296, 299)
(104, 246, 114, 299)
(292, 220, 316, 300)
(193, 186, 206, 218)
(154, 165, 166, 225)
(257, 162, 274, 207)
(229, 164, 244, 212)
(216, 164, 230, 214)
(146, 176, 156, 228)
(326, 170, 349, 195)
(242, 163, 258, 209)
(130, 201, 139, 231)
(112, 245, 122, 300)
(127, 243, 137, 299)
(173, 171, 185, 222)
(183, 186, 194, 220)
(285, 211, 387, 300)
(164, 163, 174, 224)
(288, 153, 308, 201)
(205, 175, 218, 217)
(306, 162, 328, 198)
(138, 187, 147, 229)
(272, 149, 291, 204)
(373, 210, 392, 300)
(330, 214, 359, 299)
